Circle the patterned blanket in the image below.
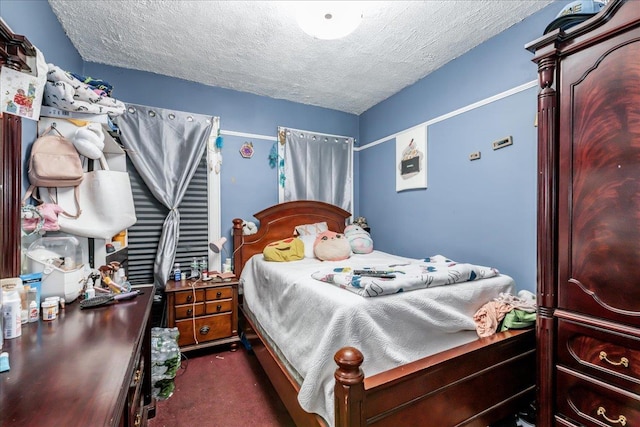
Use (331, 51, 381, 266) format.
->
(311, 255, 500, 297)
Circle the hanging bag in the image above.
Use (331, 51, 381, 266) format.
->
(55, 155, 137, 239)
(22, 125, 84, 218)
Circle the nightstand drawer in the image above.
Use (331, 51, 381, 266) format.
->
(174, 289, 204, 305)
(205, 299, 232, 314)
(557, 319, 640, 393)
(206, 286, 233, 301)
(174, 303, 205, 320)
(557, 367, 640, 427)
(175, 313, 233, 347)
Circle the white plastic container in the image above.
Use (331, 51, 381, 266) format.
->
(26, 237, 85, 302)
(3, 289, 21, 339)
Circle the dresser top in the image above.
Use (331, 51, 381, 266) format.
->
(0, 285, 154, 426)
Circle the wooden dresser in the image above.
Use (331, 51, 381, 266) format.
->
(0, 284, 156, 426)
(526, 1, 640, 426)
(165, 278, 240, 351)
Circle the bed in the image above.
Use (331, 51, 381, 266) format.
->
(232, 200, 535, 427)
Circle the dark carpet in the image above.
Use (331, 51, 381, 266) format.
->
(149, 346, 295, 427)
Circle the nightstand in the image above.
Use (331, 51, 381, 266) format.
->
(165, 278, 240, 352)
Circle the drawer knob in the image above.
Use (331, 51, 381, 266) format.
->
(599, 351, 629, 368)
(133, 369, 142, 385)
(187, 308, 193, 316)
(216, 291, 222, 298)
(199, 325, 210, 335)
(216, 304, 222, 312)
(186, 295, 193, 303)
(597, 406, 627, 426)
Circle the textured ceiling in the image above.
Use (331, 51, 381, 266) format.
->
(48, 0, 554, 115)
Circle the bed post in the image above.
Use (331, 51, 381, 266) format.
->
(334, 347, 365, 427)
(232, 218, 244, 276)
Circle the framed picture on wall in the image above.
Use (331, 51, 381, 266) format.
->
(396, 126, 427, 192)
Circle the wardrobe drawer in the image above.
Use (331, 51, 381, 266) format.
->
(557, 367, 640, 427)
(175, 313, 233, 347)
(174, 303, 205, 320)
(174, 289, 204, 305)
(558, 319, 640, 393)
(205, 286, 233, 301)
(205, 299, 232, 315)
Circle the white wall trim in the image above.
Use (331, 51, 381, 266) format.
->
(354, 79, 538, 152)
(220, 129, 277, 141)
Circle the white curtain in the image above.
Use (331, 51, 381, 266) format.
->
(278, 127, 353, 212)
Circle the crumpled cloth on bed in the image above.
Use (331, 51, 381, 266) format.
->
(43, 64, 125, 116)
(473, 291, 536, 337)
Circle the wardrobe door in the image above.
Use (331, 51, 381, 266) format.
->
(556, 33, 640, 326)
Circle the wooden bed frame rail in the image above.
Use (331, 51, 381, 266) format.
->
(233, 200, 536, 427)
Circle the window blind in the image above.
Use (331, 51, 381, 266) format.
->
(126, 154, 209, 285)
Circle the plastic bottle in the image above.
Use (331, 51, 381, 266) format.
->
(28, 288, 38, 322)
(3, 289, 21, 339)
(190, 257, 199, 279)
(173, 263, 181, 282)
(200, 257, 208, 280)
(85, 281, 95, 300)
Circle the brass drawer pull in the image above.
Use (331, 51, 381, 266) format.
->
(597, 406, 626, 426)
(216, 304, 222, 312)
(599, 351, 629, 368)
(133, 369, 141, 385)
(199, 325, 210, 335)
(134, 413, 142, 427)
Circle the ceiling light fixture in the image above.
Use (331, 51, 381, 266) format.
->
(296, 1, 363, 40)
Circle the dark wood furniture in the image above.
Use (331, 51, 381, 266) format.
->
(0, 285, 156, 427)
(165, 278, 240, 351)
(232, 200, 535, 427)
(526, 1, 640, 426)
(0, 20, 35, 279)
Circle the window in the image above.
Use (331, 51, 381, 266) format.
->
(126, 148, 219, 285)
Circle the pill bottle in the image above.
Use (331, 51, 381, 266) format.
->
(41, 301, 57, 321)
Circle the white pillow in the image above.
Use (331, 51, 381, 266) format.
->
(299, 235, 317, 258)
(294, 221, 328, 236)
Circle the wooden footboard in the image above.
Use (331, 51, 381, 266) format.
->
(334, 329, 535, 427)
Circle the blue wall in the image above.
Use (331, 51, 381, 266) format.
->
(357, 3, 566, 292)
(2, 0, 572, 293)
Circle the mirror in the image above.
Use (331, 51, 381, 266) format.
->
(0, 21, 35, 278)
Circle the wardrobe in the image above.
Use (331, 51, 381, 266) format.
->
(526, 0, 640, 426)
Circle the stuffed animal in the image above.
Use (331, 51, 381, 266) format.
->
(344, 224, 373, 254)
(313, 230, 351, 261)
(263, 237, 304, 262)
(242, 220, 257, 235)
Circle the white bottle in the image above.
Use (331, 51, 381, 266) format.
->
(85, 282, 95, 300)
(3, 289, 21, 339)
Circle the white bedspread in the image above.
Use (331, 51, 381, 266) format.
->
(241, 250, 515, 426)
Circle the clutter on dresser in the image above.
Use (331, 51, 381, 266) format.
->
(25, 236, 85, 302)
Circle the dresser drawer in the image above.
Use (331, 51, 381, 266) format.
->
(175, 313, 233, 347)
(174, 289, 204, 305)
(557, 367, 640, 427)
(174, 303, 205, 320)
(557, 319, 640, 393)
(206, 286, 233, 301)
(205, 299, 232, 315)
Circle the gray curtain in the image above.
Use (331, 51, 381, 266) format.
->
(281, 128, 353, 212)
(116, 104, 214, 288)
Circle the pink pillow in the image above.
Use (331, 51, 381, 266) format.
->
(313, 231, 351, 261)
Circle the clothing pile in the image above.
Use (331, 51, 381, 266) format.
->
(473, 290, 536, 337)
(43, 64, 125, 116)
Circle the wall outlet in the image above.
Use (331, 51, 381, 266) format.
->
(492, 136, 513, 150)
(469, 151, 481, 161)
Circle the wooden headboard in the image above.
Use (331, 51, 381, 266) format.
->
(232, 200, 351, 277)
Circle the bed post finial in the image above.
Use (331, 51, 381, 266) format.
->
(334, 347, 365, 427)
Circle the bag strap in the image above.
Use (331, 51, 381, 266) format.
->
(58, 186, 82, 219)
